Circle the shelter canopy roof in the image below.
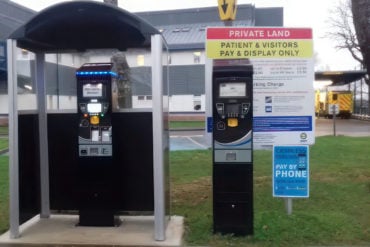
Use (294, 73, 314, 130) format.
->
(315, 70, 367, 85)
(8, 1, 160, 53)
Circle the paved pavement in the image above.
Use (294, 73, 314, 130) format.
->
(170, 130, 208, 151)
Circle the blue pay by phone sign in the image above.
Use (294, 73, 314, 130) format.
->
(273, 145, 309, 198)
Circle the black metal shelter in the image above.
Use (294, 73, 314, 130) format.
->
(8, 1, 160, 52)
(7, 1, 169, 241)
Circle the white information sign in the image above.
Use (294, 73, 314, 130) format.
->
(328, 104, 339, 115)
(206, 27, 315, 146)
(83, 83, 103, 98)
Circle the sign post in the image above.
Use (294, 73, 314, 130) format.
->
(273, 145, 309, 214)
(328, 104, 339, 136)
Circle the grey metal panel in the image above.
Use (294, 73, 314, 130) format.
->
(168, 65, 205, 95)
(45, 62, 76, 96)
(137, 5, 255, 26)
(136, 5, 285, 50)
(130, 65, 205, 96)
(255, 8, 284, 26)
(0, 1, 35, 39)
(158, 20, 254, 50)
(130, 67, 152, 95)
(214, 149, 252, 163)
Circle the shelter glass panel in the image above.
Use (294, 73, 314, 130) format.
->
(43, 49, 153, 112)
(0, 41, 6, 114)
(161, 37, 170, 219)
(16, 48, 36, 112)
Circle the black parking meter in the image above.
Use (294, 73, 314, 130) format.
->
(76, 63, 117, 226)
(212, 59, 253, 235)
(77, 63, 113, 158)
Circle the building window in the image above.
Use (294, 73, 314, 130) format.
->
(168, 55, 172, 65)
(137, 55, 145, 66)
(193, 51, 201, 64)
(21, 49, 29, 58)
(199, 26, 206, 31)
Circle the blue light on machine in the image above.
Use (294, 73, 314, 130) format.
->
(76, 71, 117, 76)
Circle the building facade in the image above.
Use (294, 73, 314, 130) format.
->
(0, 2, 283, 113)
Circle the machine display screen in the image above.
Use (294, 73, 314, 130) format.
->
(83, 83, 103, 98)
(219, 82, 246, 97)
(87, 103, 102, 113)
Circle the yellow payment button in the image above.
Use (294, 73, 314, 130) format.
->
(227, 118, 238, 127)
(90, 115, 100, 125)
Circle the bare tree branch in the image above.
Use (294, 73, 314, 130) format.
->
(325, 0, 370, 113)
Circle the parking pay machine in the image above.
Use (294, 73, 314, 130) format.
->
(212, 59, 253, 235)
(76, 63, 117, 226)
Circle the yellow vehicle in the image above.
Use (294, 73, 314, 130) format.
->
(315, 90, 353, 119)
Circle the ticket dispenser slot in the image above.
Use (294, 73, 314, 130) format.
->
(212, 59, 253, 235)
(76, 63, 117, 226)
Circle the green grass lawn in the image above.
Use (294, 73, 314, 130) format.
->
(0, 126, 8, 135)
(170, 136, 370, 246)
(0, 156, 8, 233)
(0, 136, 370, 246)
(0, 139, 8, 151)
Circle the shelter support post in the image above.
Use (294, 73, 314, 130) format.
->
(7, 39, 20, 238)
(204, 59, 213, 147)
(35, 53, 50, 218)
(151, 34, 168, 241)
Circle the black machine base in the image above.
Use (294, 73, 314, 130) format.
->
(78, 210, 120, 227)
(213, 200, 253, 235)
(213, 163, 253, 236)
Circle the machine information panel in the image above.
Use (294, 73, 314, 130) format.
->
(206, 27, 315, 146)
(273, 145, 309, 197)
(219, 82, 246, 97)
(83, 83, 103, 97)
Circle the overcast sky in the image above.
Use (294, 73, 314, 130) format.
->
(11, 0, 359, 71)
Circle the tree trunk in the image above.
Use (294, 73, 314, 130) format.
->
(352, 0, 370, 84)
(352, 0, 370, 114)
(367, 78, 370, 114)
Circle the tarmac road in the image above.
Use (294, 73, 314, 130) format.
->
(1, 119, 369, 153)
(169, 118, 370, 150)
(315, 118, 370, 137)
